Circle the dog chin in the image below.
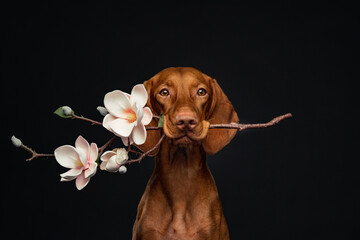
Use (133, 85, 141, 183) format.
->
(173, 135, 196, 146)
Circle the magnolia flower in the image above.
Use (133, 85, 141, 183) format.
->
(100, 148, 128, 173)
(103, 84, 153, 145)
(54, 136, 98, 190)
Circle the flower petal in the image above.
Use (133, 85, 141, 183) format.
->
(135, 103, 143, 125)
(121, 136, 133, 146)
(85, 162, 97, 178)
(54, 145, 82, 169)
(75, 135, 89, 152)
(131, 122, 147, 145)
(141, 107, 153, 125)
(100, 151, 116, 162)
(60, 168, 83, 181)
(75, 136, 89, 166)
(103, 114, 117, 132)
(100, 161, 107, 170)
(104, 90, 132, 118)
(108, 118, 135, 137)
(75, 172, 90, 190)
(61, 177, 72, 182)
(130, 84, 148, 108)
(89, 143, 98, 162)
(106, 156, 121, 172)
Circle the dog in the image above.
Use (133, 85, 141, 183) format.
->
(133, 67, 239, 240)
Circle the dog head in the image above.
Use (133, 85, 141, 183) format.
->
(138, 67, 238, 155)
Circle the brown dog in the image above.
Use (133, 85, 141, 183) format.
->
(133, 67, 239, 240)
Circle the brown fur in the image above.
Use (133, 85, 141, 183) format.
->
(132, 67, 239, 240)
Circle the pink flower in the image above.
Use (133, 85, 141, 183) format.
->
(54, 136, 98, 190)
(102, 84, 153, 146)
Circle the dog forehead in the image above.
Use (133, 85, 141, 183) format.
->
(155, 67, 208, 87)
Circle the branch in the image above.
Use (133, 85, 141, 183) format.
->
(209, 113, 292, 131)
(19, 142, 54, 161)
(146, 126, 162, 130)
(145, 113, 292, 131)
(126, 133, 166, 165)
(71, 113, 102, 125)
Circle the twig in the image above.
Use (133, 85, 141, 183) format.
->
(146, 126, 162, 130)
(209, 113, 292, 131)
(127, 138, 131, 152)
(98, 136, 117, 155)
(71, 113, 102, 125)
(20, 143, 54, 161)
(145, 113, 292, 131)
(128, 149, 143, 155)
(126, 133, 166, 165)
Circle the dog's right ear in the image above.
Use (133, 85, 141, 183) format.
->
(133, 78, 161, 156)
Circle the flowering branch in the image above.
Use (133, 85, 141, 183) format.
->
(15, 112, 291, 163)
(13, 83, 292, 191)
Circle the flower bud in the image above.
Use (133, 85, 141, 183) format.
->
(96, 106, 108, 116)
(62, 106, 73, 116)
(119, 166, 127, 174)
(11, 135, 22, 147)
(115, 148, 129, 165)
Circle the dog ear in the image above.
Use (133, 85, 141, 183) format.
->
(202, 77, 239, 155)
(133, 78, 161, 156)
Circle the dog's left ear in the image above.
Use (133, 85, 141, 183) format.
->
(133, 77, 162, 156)
(202, 76, 239, 155)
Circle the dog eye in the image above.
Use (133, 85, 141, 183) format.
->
(159, 89, 169, 96)
(197, 88, 207, 96)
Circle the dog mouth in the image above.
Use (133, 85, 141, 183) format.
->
(163, 116, 210, 146)
(173, 134, 197, 145)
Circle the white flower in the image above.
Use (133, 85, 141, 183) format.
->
(119, 166, 127, 174)
(62, 106, 73, 116)
(96, 106, 108, 116)
(102, 84, 153, 146)
(100, 148, 128, 172)
(11, 135, 22, 147)
(54, 136, 98, 190)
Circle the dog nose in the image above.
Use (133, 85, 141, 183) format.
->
(175, 114, 198, 131)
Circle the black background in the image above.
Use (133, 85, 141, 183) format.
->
(2, 3, 355, 240)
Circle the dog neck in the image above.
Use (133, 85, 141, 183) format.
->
(151, 137, 218, 211)
(156, 138, 206, 170)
